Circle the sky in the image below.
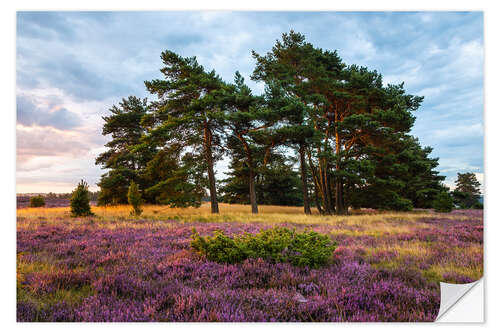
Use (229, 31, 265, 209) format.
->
(16, 11, 484, 193)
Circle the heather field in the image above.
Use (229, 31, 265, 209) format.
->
(16, 204, 483, 322)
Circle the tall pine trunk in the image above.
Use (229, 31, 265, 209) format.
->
(237, 133, 259, 214)
(334, 121, 346, 215)
(204, 125, 219, 214)
(320, 160, 332, 215)
(249, 169, 258, 214)
(299, 145, 311, 215)
(335, 181, 346, 215)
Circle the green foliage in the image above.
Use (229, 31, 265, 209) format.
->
(451, 190, 481, 209)
(29, 195, 45, 208)
(389, 196, 414, 211)
(127, 181, 143, 216)
(455, 172, 481, 195)
(191, 227, 336, 268)
(252, 31, 427, 214)
(433, 191, 454, 213)
(94, 31, 447, 215)
(220, 154, 303, 206)
(97, 168, 133, 205)
(473, 202, 484, 209)
(346, 135, 445, 211)
(144, 50, 226, 213)
(70, 180, 94, 217)
(142, 147, 205, 207)
(452, 172, 482, 209)
(96, 96, 153, 206)
(96, 94, 206, 208)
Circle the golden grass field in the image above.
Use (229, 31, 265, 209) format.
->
(16, 202, 451, 224)
(17, 202, 475, 234)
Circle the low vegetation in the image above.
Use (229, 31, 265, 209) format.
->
(433, 192, 454, 213)
(191, 227, 336, 268)
(127, 181, 143, 216)
(16, 204, 483, 322)
(29, 195, 45, 208)
(70, 180, 94, 217)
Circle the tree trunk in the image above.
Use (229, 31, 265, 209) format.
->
(320, 161, 332, 215)
(335, 180, 346, 215)
(299, 145, 311, 215)
(313, 182, 324, 215)
(326, 172, 335, 213)
(204, 125, 219, 214)
(249, 169, 258, 214)
(334, 116, 345, 215)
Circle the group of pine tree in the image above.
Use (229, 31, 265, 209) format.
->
(95, 31, 467, 215)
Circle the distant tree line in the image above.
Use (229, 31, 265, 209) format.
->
(96, 31, 452, 215)
(22, 191, 100, 201)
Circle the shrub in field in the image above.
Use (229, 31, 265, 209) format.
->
(473, 202, 484, 209)
(127, 181, 143, 216)
(432, 191, 454, 213)
(389, 197, 413, 211)
(29, 195, 45, 207)
(191, 227, 336, 268)
(70, 180, 94, 217)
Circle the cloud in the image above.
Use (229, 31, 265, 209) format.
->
(17, 94, 81, 130)
(16, 125, 90, 162)
(15, 11, 484, 193)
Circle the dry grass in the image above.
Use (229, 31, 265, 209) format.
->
(16, 202, 437, 219)
(16, 202, 444, 231)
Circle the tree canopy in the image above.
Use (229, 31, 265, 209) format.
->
(96, 30, 448, 215)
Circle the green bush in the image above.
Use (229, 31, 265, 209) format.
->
(127, 181, 143, 216)
(451, 190, 480, 209)
(473, 202, 484, 209)
(389, 196, 413, 211)
(433, 191, 454, 213)
(70, 180, 94, 217)
(191, 227, 336, 268)
(29, 195, 45, 207)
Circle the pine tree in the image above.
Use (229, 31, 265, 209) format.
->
(251, 32, 322, 214)
(252, 31, 423, 214)
(70, 180, 94, 217)
(452, 172, 481, 209)
(455, 172, 481, 195)
(95, 96, 153, 205)
(128, 181, 143, 216)
(144, 51, 225, 213)
(221, 72, 281, 213)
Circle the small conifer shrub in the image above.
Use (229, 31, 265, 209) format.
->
(127, 181, 143, 216)
(433, 191, 454, 213)
(191, 227, 336, 268)
(29, 195, 45, 207)
(70, 180, 94, 217)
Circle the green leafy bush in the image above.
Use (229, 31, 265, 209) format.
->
(433, 191, 454, 213)
(191, 227, 336, 268)
(70, 180, 94, 217)
(29, 195, 45, 207)
(127, 181, 143, 216)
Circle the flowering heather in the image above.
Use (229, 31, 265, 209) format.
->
(17, 205, 483, 322)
